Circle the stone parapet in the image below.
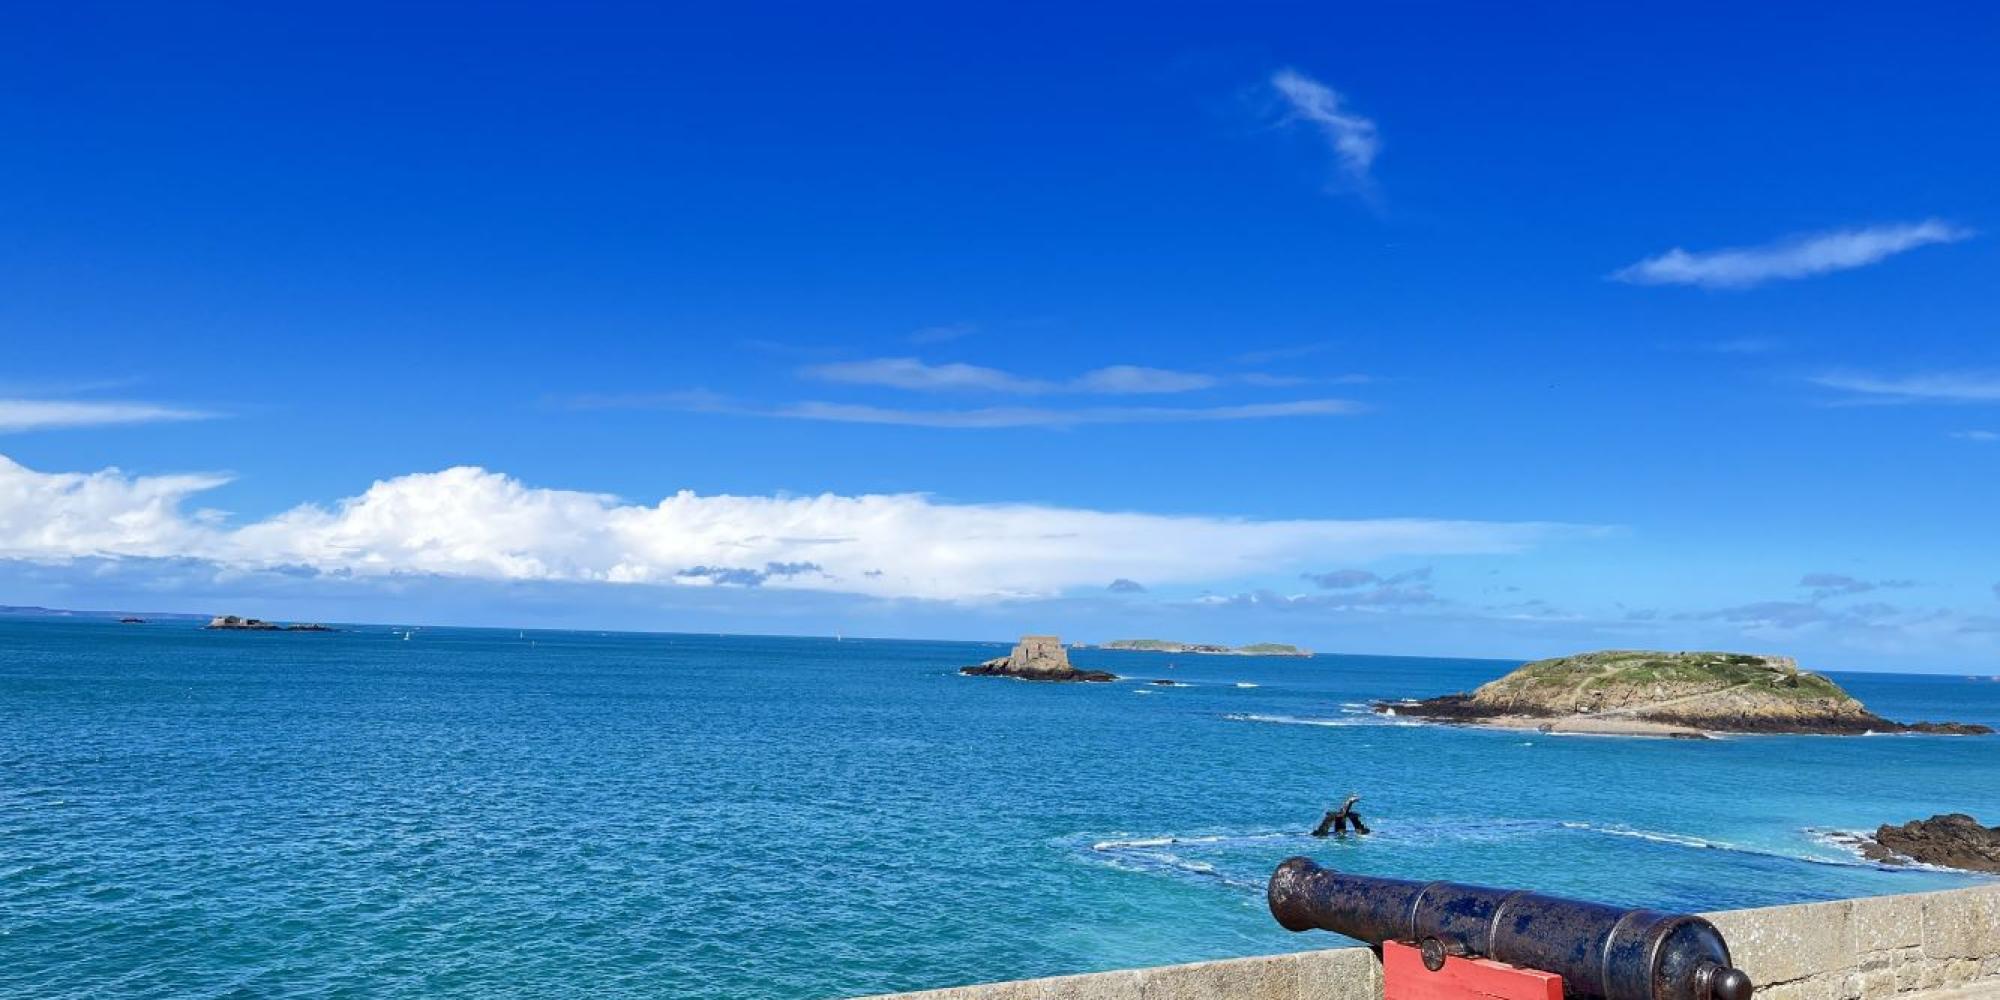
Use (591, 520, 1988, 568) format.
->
(859, 884, 2000, 1000)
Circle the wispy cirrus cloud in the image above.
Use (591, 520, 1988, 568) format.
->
(553, 390, 1363, 428)
(800, 358, 1053, 393)
(907, 322, 976, 345)
(1799, 572, 1913, 601)
(1807, 370, 2000, 404)
(1951, 430, 1999, 443)
(773, 398, 1361, 428)
(798, 357, 1366, 397)
(800, 357, 1235, 396)
(1270, 68, 1380, 190)
(0, 453, 1587, 603)
(0, 399, 217, 433)
(1612, 219, 1972, 290)
(1233, 342, 1334, 366)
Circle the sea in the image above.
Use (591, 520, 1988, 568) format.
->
(2, 617, 1997, 998)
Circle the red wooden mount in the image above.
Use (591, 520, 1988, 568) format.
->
(1381, 940, 1564, 1000)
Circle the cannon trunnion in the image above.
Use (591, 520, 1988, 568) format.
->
(1268, 857, 1753, 1000)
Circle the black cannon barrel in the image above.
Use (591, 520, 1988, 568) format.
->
(1268, 857, 1752, 1000)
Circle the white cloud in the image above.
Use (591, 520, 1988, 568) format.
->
(1612, 220, 1972, 290)
(0, 455, 230, 557)
(800, 358, 1053, 394)
(1951, 430, 1999, 443)
(1271, 68, 1380, 189)
(0, 399, 215, 433)
(0, 453, 1588, 602)
(799, 358, 1223, 396)
(774, 398, 1362, 428)
(1069, 365, 1218, 394)
(1809, 371, 2000, 404)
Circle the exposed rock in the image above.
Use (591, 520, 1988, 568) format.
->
(1862, 814, 2000, 873)
(208, 615, 280, 630)
(118, 617, 145, 624)
(206, 615, 337, 632)
(1380, 650, 1992, 736)
(960, 635, 1116, 682)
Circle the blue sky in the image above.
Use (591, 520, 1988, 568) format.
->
(4, 2, 1999, 670)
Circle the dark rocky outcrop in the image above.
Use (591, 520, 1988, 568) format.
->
(961, 635, 1116, 683)
(1380, 650, 1992, 736)
(206, 615, 337, 632)
(1860, 814, 2000, 872)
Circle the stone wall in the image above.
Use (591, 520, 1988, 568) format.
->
(861, 884, 2000, 1000)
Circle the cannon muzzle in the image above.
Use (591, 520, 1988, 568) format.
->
(1269, 857, 1752, 1000)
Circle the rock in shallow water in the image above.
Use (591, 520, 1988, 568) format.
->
(1864, 813, 2000, 872)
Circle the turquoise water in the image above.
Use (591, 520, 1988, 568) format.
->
(2, 618, 1996, 998)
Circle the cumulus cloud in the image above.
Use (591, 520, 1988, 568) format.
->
(0, 454, 1588, 603)
(1612, 220, 1972, 289)
(1808, 371, 2000, 405)
(1270, 68, 1380, 189)
(0, 399, 215, 433)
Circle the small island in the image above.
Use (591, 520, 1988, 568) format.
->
(1380, 650, 1993, 737)
(206, 615, 337, 632)
(961, 635, 1117, 682)
(1099, 639, 1313, 657)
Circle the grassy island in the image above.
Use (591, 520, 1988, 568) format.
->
(1383, 649, 1990, 737)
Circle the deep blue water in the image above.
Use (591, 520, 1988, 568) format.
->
(2, 618, 1997, 998)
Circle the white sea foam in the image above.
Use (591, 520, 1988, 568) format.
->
(1235, 682, 1259, 688)
(1223, 712, 1360, 728)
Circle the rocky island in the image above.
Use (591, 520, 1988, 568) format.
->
(1380, 650, 1993, 737)
(206, 615, 337, 632)
(1098, 639, 1312, 657)
(961, 635, 1116, 682)
(1849, 814, 2000, 873)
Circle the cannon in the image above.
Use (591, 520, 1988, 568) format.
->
(1268, 858, 1753, 1000)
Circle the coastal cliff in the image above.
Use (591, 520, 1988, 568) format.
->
(1383, 650, 1993, 736)
(961, 635, 1116, 682)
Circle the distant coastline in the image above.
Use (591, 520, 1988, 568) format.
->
(1091, 639, 1313, 657)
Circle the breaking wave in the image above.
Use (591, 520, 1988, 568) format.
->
(1223, 712, 1417, 728)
